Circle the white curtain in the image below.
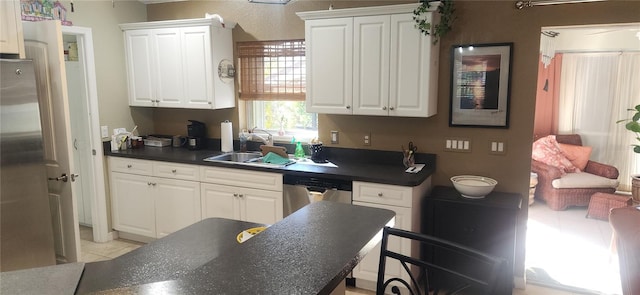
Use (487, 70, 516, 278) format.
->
(558, 52, 640, 191)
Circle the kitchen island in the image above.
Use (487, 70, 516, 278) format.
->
(75, 201, 395, 294)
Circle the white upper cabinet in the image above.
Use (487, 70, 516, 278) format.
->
(304, 18, 353, 114)
(120, 18, 235, 109)
(0, 0, 25, 57)
(297, 4, 439, 118)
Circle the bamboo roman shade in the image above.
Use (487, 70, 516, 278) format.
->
(237, 40, 306, 101)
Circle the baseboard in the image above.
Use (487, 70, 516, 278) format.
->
(514, 276, 526, 289)
(117, 231, 156, 244)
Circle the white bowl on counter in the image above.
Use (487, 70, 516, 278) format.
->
(450, 175, 497, 199)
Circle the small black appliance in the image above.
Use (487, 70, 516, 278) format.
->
(187, 120, 206, 150)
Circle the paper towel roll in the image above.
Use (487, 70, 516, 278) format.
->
(221, 121, 233, 152)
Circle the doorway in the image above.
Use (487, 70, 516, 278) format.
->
(60, 26, 109, 245)
(528, 23, 640, 294)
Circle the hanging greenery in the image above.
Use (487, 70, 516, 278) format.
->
(413, 0, 456, 44)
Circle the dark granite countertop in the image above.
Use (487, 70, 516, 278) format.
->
(77, 201, 395, 294)
(105, 144, 435, 187)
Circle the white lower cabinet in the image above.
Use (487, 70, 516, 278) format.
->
(351, 179, 431, 292)
(109, 157, 201, 239)
(154, 179, 201, 238)
(200, 166, 283, 224)
(111, 172, 157, 238)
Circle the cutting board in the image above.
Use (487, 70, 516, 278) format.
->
(260, 145, 288, 158)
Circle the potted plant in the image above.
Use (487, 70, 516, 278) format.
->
(617, 104, 640, 202)
(413, 0, 455, 44)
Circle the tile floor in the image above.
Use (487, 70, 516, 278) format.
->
(79, 226, 143, 263)
(526, 200, 622, 294)
(80, 224, 579, 294)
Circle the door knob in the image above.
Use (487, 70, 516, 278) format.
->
(48, 173, 69, 182)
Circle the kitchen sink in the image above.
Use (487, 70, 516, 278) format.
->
(203, 152, 294, 168)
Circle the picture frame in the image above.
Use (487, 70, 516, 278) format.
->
(449, 43, 513, 128)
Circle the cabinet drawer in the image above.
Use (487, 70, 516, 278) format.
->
(200, 166, 283, 192)
(153, 162, 200, 181)
(353, 181, 412, 207)
(109, 157, 153, 176)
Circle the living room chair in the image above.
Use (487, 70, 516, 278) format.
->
(376, 227, 506, 295)
(531, 134, 619, 210)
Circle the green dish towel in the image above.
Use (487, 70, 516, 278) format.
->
(262, 152, 293, 165)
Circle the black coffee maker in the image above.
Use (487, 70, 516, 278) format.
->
(309, 143, 327, 163)
(187, 120, 206, 150)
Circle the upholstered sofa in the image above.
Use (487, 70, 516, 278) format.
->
(531, 134, 619, 211)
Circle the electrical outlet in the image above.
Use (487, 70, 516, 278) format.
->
(330, 131, 339, 144)
(363, 132, 371, 146)
(101, 125, 109, 138)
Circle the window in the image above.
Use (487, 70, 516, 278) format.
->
(237, 40, 316, 142)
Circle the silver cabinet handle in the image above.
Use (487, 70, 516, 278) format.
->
(127, 164, 132, 168)
(389, 106, 395, 110)
(233, 193, 238, 197)
(346, 105, 351, 109)
(49, 173, 69, 182)
(148, 182, 152, 186)
(382, 106, 387, 110)
(171, 169, 177, 173)
(238, 194, 244, 198)
(377, 192, 383, 197)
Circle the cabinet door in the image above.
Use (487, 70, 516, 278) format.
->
(0, 0, 23, 56)
(155, 178, 201, 238)
(239, 187, 283, 225)
(305, 18, 353, 114)
(153, 28, 184, 108)
(201, 183, 241, 220)
(352, 202, 412, 288)
(110, 172, 156, 238)
(181, 26, 214, 109)
(389, 13, 437, 117)
(352, 15, 390, 116)
(124, 30, 155, 106)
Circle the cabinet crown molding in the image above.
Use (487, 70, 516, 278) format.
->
(296, 3, 439, 20)
(120, 17, 236, 31)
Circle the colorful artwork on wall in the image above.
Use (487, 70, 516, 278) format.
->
(20, 0, 72, 26)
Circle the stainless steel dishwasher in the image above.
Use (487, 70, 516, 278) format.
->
(283, 174, 352, 217)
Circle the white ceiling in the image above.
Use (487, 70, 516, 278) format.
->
(544, 23, 640, 52)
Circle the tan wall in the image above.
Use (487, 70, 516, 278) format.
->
(61, 0, 151, 135)
(146, 0, 640, 282)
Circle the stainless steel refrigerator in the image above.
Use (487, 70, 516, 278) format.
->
(1, 59, 56, 271)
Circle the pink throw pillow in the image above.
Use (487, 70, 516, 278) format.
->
(558, 143, 592, 171)
(532, 135, 580, 175)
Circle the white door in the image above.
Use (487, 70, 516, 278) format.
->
(22, 20, 81, 263)
(155, 178, 201, 238)
(352, 202, 412, 288)
(201, 183, 241, 220)
(153, 28, 183, 107)
(124, 29, 155, 106)
(305, 18, 353, 114)
(389, 13, 435, 117)
(353, 15, 390, 116)
(181, 26, 214, 109)
(241, 187, 282, 225)
(111, 173, 156, 238)
(65, 59, 93, 225)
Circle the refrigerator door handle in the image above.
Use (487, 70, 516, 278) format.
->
(48, 173, 69, 182)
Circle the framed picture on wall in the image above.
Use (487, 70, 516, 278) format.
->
(449, 43, 513, 128)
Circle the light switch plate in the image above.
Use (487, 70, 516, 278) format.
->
(101, 126, 109, 138)
(330, 131, 339, 144)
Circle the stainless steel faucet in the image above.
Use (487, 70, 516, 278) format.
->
(250, 127, 274, 146)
